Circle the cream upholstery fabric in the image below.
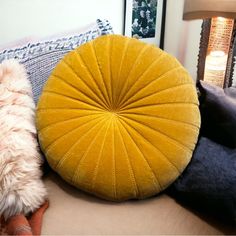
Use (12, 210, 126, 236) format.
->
(42, 172, 235, 235)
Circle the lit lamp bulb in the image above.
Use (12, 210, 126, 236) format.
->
(217, 16, 226, 22)
(206, 50, 227, 70)
(204, 50, 228, 87)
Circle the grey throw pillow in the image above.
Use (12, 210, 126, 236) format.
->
(0, 19, 113, 104)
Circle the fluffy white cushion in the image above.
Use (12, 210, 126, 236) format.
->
(0, 60, 47, 219)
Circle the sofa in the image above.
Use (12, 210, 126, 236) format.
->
(42, 172, 235, 235)
(1, 20, 236, 235)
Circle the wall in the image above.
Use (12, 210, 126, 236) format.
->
(0, 0, 125, 44)
(0, 0, 201, 80)
(164, 0, 202, 80)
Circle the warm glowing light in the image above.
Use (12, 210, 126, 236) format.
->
(203, 17, 234, 87)
(210, 50, 225, 57)
(205, 52, 227, 71)
(217, 17, 226, 22)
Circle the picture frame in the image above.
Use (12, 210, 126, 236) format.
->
(124, 0, 166, 49)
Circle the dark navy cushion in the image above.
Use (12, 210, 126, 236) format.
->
(169, 137, 236, 221)
(198, 81, 236, 148)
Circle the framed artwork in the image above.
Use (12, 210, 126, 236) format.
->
(124, 0, 166, 49)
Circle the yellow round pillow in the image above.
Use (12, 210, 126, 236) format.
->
(37, 35, 200, 201)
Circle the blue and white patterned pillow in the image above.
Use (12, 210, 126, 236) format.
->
(0, 19, 113, 103)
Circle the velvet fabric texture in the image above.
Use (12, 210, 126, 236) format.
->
(36, 35, 200, 201)
(198, 80, 236, 148)
(170, 137, 236, 221)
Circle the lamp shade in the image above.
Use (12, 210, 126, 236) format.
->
(183, 0, 236, 20)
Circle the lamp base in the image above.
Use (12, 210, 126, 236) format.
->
(197, 18, 236, 88)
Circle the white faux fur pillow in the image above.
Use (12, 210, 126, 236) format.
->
(0, 60, 47, 219)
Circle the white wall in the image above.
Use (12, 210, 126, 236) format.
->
(0, 0, 201, 80)
(0, 0, 124, 45)
(164, 0, 202, 80)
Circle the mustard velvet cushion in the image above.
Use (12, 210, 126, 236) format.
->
(36, 35, 200, 201)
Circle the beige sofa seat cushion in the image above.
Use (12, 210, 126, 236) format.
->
(42, 172, 236, 235)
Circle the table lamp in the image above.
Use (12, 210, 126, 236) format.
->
(183, 0, 236, 88)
